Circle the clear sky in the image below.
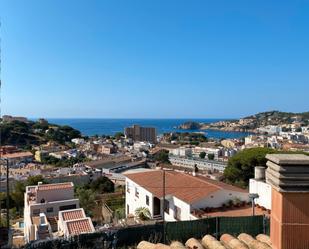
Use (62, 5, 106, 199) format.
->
(1, 0, 309, 119)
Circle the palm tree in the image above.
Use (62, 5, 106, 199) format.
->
(135, 207, 151, 221)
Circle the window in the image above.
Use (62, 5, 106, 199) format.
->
(59, 204, 76, 211)
(135, 187, 139, 198)
(164, 200, 169, 214)
(46, 207, 53, 213)
(127, 204, 130, 215)
(174, 205, 181, 220)
(146, 195, 149, 206)
(32, 209, 40, 216)
(127, 182, 130, 193)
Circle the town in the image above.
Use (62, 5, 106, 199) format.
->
(0, 113, 309, 248)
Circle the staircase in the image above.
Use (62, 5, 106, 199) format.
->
(47, 217, 58, 232)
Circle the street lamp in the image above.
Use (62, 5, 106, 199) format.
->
(248, 193, 259, 216)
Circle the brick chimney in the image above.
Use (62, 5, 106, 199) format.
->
(265, 154, 309, 249)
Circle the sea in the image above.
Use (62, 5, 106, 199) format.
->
(44, 118, 251, 140)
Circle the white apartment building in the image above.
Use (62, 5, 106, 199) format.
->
(170, 147, 192, 157)
(24, 182, 94, 242)
(191, 147, 221, 160)
(169, 155, 227, 173)
(125, 170, 249, 221)
(257, 125, 282, 135)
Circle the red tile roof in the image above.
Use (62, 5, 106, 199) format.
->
(37, 182, 73, 191)
(2, 151, 33, 159)
(126, 170, 247, 204)
(66, 218, 94, 235)
(61, 209, 85, 221)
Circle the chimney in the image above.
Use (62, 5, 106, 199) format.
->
(254, 166, 266, 181)
(265, 154, 309, 249)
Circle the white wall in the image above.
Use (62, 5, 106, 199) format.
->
(36, 187, 74, 203)
(125, 178, 154, 217)
(191, 189, 249, 210)
(249, 179, 271, 210)
(29, 199, 80, 217)
(164, 196, 193, 221)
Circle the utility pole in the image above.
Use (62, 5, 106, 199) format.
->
(162, 169, 166, 244)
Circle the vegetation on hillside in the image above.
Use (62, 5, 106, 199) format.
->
(164, 132, 207, 145)
(41, 155, 88, 167)
(0, 120, 81, 147)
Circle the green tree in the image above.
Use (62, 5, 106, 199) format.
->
(155, 150, 170, 164)
(224, 147, 275, 188)
(114, 132, 124, 140)
(199, 152, 206, 159)
(207, 153, 215, 160)
(10, 181, 26, 210)
(75, 188, 96, 216)
(90, 176, 115, 194)
(10, 175, 47, 211)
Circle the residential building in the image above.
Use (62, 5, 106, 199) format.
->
(191, 147, 222, 160)
(170, 147, 192, 157)
(24, 182, 94, 242)
(1, 151, 33, 166)
(125, 170, 248, 221)
(58, 208, 95, 239)
(169, 155, 227, 173)
(257, 125, 282, 135)
(124, 125, 157, 144)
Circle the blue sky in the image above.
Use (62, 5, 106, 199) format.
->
(1, 0, 309, 118)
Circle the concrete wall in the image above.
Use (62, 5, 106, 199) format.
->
(164, 196, 192, 221)
(29, 199, 80, 217)
(249, 179, 271, 210)
(36, 187, 74, 203)
(191, 189, 249, 210)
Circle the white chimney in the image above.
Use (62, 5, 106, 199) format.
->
(254, 166, 266, 181)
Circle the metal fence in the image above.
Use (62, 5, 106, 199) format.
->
(23, 215, 270, 249)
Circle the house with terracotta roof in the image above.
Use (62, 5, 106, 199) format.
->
(58, 208, 95, 238)
(125, 170, 249, 221)
(24, 182, 94, 243)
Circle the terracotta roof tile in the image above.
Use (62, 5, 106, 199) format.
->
(2, 151, 33, 159)
(61, 209, 85, 221)
(66, 218, 94, 235)
(37, 182, 73, 191)
(126, 170, 247, 204)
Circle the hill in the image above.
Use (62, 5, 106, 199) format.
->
(178, 111, 309, 132)
(0, 119, 81, 148)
